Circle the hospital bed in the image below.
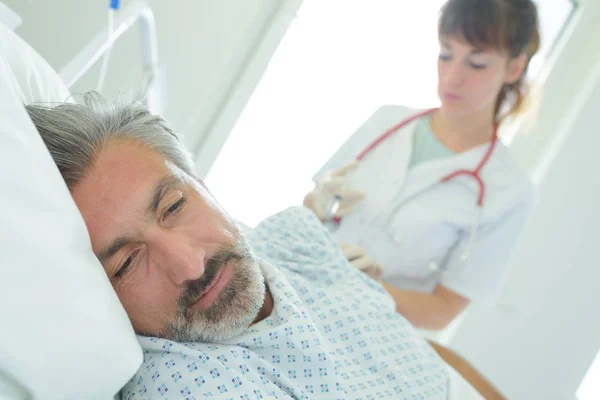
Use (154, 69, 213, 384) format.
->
(0, 3, 485, 399)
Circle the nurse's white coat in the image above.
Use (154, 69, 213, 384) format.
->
(314, 105, 535, 304)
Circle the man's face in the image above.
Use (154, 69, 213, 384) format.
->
(71, 140, 265, 342)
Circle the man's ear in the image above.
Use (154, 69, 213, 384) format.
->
(505, 53, 528, 85)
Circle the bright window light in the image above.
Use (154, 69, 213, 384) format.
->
(578, 349, 600, 400)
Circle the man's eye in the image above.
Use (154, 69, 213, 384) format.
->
(115, 250, 140, 279)
(439, 53, 452, 61)
(166, 197, 186, 216)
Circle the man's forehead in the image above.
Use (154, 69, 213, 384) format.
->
(71, 141, 174, 253)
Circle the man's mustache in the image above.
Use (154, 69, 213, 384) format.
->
(179, 249, 241, 308)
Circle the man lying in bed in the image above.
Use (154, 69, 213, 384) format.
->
(26, 92, 503, 400)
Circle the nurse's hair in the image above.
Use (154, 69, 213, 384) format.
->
(25, 91, 197, 190)
(438, 0, 541, 122)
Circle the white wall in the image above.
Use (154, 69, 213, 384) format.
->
(451, 3, 600, 398)
(4, 0, 293, 155)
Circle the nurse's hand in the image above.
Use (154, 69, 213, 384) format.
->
(339, 242, 383, 281)
(309, 162, 366, 220)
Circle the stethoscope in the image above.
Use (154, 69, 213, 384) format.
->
(328, 108, 499, 265)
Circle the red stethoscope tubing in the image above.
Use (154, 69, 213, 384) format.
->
(332, 108, 498, 224)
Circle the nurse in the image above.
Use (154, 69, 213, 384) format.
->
(304, 0, 541, 331)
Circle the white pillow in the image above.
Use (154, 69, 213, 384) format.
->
(0, 21, 70, 104)
(0, 25, 142, 399)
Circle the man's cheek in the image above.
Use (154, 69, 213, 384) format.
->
(118, 287, 156, 324)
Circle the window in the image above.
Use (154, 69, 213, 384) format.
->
(578, 350, 600, 400)
(529, 0, 577, 78)
(206, 0, 575, 227)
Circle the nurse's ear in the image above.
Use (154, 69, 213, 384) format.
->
(504, 53, 528, 85)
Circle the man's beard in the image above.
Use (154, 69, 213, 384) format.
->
(162, 232, 265, 343)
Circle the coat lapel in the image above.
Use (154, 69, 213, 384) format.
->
(372, 139, 493, 224)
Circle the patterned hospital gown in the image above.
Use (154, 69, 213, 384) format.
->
(121, 207, 449, 399)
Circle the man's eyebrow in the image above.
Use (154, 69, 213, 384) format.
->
(149, 175, 182, 216)
(98, 236, 131, 264)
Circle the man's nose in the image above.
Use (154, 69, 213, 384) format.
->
(151, 230, 206, 285)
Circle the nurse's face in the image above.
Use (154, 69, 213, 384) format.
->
(437, 35, 526, 117)
(71, 140, 266, 343)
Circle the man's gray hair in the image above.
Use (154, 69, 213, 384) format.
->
(25, 91, 196, 189)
